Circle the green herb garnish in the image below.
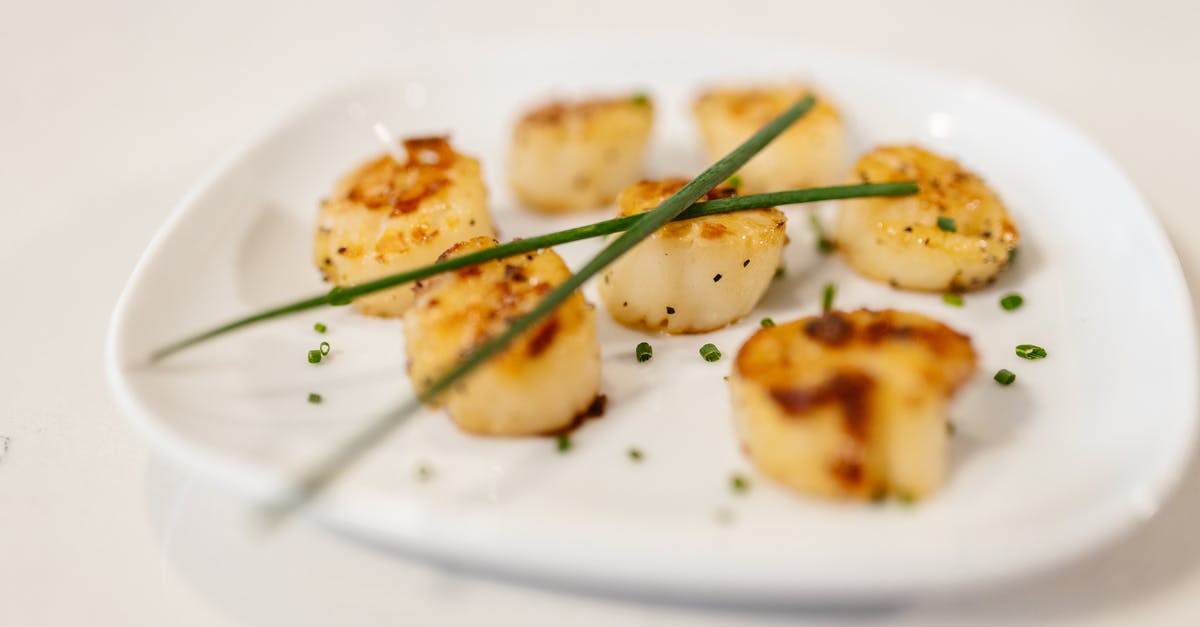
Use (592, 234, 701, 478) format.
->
(306, 350, 322, 364)
(730, 473, 751, 494)
(1015, 344, 1047, 360)
(942, 293, 964, 307)
(760, 317, 775, 328)
(1000, 293, 1024, 311)
(556, 435, 572, 453)
(809, 214, 835, 254)
(726, 174, 742, 189)
(313, 322, 327, 333)
(307, 393, 322, 404)
(700, 343, 722, 362)
(994, 369, 1017, 385)
(822, 282, 836, 312)
(630, 92, 650, 106)
(936, 216, 957, 232)
(628, 448, 644, 462)
(635, 341, 653, 363)
(319, 341, 330, 356)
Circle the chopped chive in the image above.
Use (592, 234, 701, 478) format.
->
(730, 473, 751, 494)
(319, 341, 331, 355)
(327, 287, 353, 306)
(760, 317, 775, 328)
(942, 293, 964, 307)
(313, 322, 327, 333)
(1015, 344, 1047, 360)
(809, 214, 835, 254)
(628, 448, 644, 462)
(994, 368, 1016, 385)
(700, 343, 722, 362)
(726, 174, 742, 189)
(635, 341, 653, 363)
(936, 216, 957, 232)
(630, 92, 650, 106)
(1000, 293, 1024, 311)
(774, 266, 785, 279)
(1009, 246, 1020, 264)
(822, 282, 836, 312)
(307, 393, 322, 404)
(307, 350, 322, 364)
(556, 434, 572, 453)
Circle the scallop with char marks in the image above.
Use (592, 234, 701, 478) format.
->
(404, 237, 602, 436)
(314, 136, 496, 317)
(835, 145, 1019, 292)
(729, 309, 977, 501)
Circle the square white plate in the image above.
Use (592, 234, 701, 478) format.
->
(106, 39, 1197, 602)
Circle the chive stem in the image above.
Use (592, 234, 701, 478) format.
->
(151, 179, 917, 362)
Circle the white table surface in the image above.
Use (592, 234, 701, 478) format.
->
(3, 1, 1198, 624)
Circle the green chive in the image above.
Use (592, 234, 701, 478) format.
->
(809, 214, 835, 254)
(631, 92, 650, 106)
(726, 174, 742, 189)
(994, 368, 1016, 385)
(313, 322, 327, 333)
(635, 341, 653, 362)
(1015, 344, 1047, 360)
(1009, 246, 1020, 264)
(1000, 293, 1024, 311)
(730, 473, 751, 494)
(556, 434, 572, 453)
(319, 341, 331, 356)
(628, 448, 644, 462)
(263, 96, 822, 524)
(306, 350, 322, 364)
(822, 282, 836, 312)
(773, 267, 784, 279)
(307, 393, 322, 404)
(937, 216, 957, 232)
(700, 343, 722, 362)
(150, 180, 919, 362)
(760, 317, 775, 328)
(942, 293, 964, 307)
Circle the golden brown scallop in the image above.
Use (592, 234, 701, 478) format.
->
(729, 309, 977, 501)
(508, 95, 655, 213)
(693, 84, 847, 193)
(597, 178, 787, 334)
(314, 136, 496, 317)
(403, 237, 602, 436)
(836, 145, 1019, 292)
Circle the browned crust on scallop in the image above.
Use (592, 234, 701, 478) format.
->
(334, 136, 458, 217)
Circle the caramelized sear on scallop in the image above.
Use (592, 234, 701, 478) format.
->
(404, 237, 601, 436)
(835, 145, 1019, 292)
(729, 309, 977, 501)
(314, 136, 496, 317)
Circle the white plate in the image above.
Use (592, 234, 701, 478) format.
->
(106, 40, 1197, 602)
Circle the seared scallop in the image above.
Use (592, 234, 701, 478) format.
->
(597, 178, 787, 334)
(836, 145, 1019, 292)
(508, 94, 655, 213)
(693, 84, 847, 193)
(729, 309, 977, 501)
(403, 237, 601, 436)
(314, 136, 497, 317)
